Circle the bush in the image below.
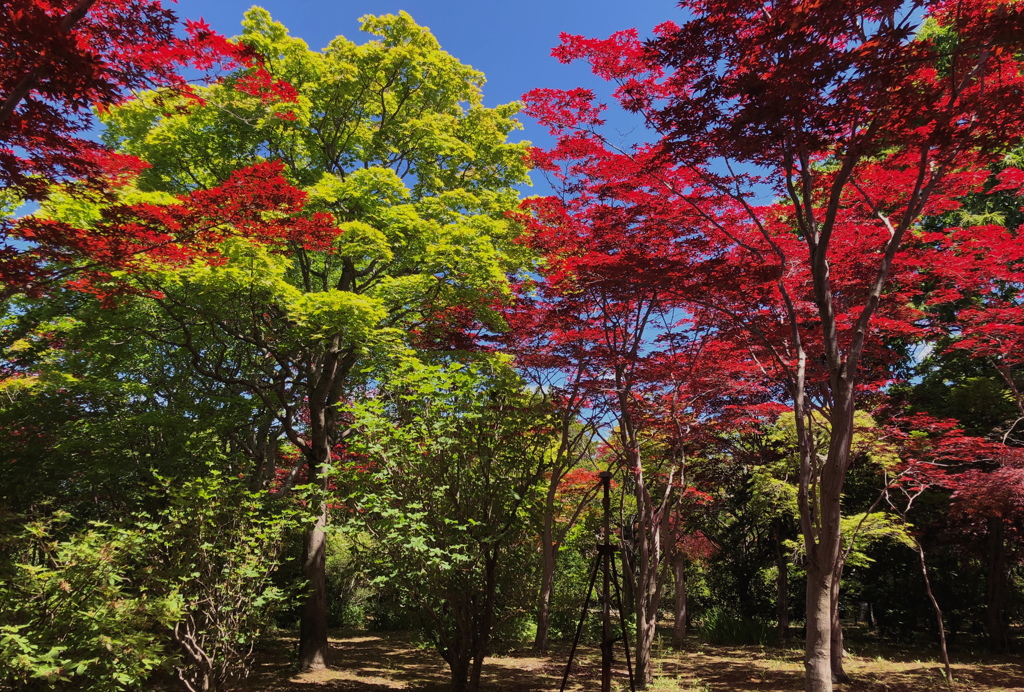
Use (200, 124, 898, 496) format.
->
(145, 472, 305, 692)
(0, 512, 180, 692)
(325, 532, 372, 628)
(548, 516, 603, 643)
(0, 472, 305, 692)
(698, 607, 779, 646)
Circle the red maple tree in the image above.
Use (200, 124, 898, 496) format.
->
(1, 0, 305, 300)
(0, 0, 296, 195)
(524, 2, 1024, 689)
(512, 138, 770, 679)
(2, 159, 340, 302)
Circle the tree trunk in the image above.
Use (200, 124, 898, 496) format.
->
(534, 485, 558, 653)
(621, 543, 636, 621)
(450, 646, 472, 692)
(916, 541, 952, 683)
(804, 560, 834, 692)
(673, 552, 687, 647)
(441, 588, 474, 692)
(796, 377, 854, 692)
(829, 578, 848, 684)
(298, 425, 333, 673)
(298, 502, 329, 671)
(803, 482, 846, 692)
(986, 516, 1008, 651)
(467, 551, 498, 692)
(613, 364, 675, 688)
(775, 524, 789, 640)
(632, 470, 665, 688)
(801, 461, 848, 692)
(295, 353, 355, 672)
(634, 589, 657, 689)
(534, 544, 555, 653)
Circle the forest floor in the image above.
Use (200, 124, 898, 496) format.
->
(240, 628, 1024, 692)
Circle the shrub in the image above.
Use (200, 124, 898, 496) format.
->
(697, 607, 779, 646)
(145, 472, 305, 692)
(325, 532, 371, 628)
(0, 472, 305, 692)
(0, 512, 180, 692)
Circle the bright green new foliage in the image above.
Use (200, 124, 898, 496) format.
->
(97, 8, 531, 670)
(147, 472, 306, 692)
(0, 515, 180, 692)
(343, 360, 551, 690)
(96, 6, 532, 466)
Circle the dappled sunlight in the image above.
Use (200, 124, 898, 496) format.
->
(237, 631, 1024, 692)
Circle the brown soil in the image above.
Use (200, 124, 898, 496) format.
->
(238, 631, 1024, 692)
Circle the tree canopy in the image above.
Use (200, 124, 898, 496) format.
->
(3, 3, 1024, 692)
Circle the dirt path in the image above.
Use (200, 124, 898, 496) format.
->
(240, 631, 1024, 691)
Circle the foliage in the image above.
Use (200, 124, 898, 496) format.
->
(343, 359, 550, 690)
(145, 471, 305, 692)
(546, 509, 603, 641)
(697, 607, 778, 647)
(0, 470, 303, 692)
(0, 513, 179, 692)
(0, 0, 240, 195)
(0, 291, 265, 519)
(324, 532, 372, 628)
(0, 0, 302, 299)
(64, 9, 532, 668)
(6, 3, 1024, 688)
(87, 3, 533, 511)
(524, 1, 1024, 685)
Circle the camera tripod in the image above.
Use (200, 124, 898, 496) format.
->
(558, 471, 636, 692)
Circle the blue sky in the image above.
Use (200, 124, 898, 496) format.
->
(172, 1, 681, 185)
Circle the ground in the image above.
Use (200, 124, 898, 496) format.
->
(239, 630, 1024, 691)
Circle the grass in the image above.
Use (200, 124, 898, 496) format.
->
(236, 629, 1024, 691)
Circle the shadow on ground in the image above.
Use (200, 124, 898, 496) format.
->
(238, 631, 1024, 692)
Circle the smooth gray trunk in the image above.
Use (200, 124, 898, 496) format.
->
(775, 524, 789, 639)
(533, 485, 558, 653)
(298, 503, 329, 671)
(673, 552, 687, 646)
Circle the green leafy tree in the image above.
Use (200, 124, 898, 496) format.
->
(0, 293, 268, 518)
(89, 8, 530, 670)
(147, 472, 305, 692)
(343, 360, 550, 692)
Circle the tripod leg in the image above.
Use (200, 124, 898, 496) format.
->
(610, 555, 636, 692)
(559, 551, 603, 692)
